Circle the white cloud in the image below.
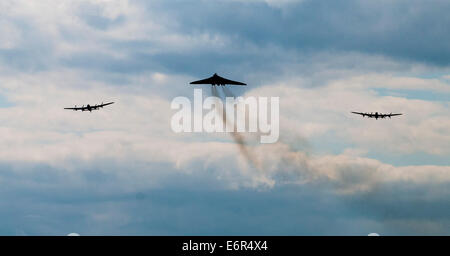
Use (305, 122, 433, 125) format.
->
(327, 74, 450, 93)
(0, 20, 22, 49)
(246, 83, 450, 156)
(0, 62, 448, 195)
(0, 0, 449, 236)
(0, 0, 447, 208)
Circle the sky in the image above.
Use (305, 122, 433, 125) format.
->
(0, 0, 449, 235)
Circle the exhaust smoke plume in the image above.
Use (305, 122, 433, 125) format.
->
(210, 86, 261, 169)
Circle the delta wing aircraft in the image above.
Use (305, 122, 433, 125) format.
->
(190, 73, 246, 86)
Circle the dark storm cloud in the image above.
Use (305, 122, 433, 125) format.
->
(0, 162, 376, 235)
(341, 182, 450, 235)
(4, 0, 449, 78)
(54, 0, 450, 80)
(140, 0, 450, 66)
(345, 182, 450, 220)
(1, 160, 448, 235)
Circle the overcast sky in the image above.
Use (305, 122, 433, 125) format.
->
(0, 0, 449, 235)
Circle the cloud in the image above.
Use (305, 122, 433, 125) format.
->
(2, 0, 450, 78)
(227, 0, 306, 8)
(136, 0, 450, 66)
(0, 0, 448, 235)
(248, 83, 450, 157)
(0, 66, 447, 194)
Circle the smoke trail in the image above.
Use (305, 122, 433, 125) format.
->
(222, 86, 262, 143)
(222, 86, 235, 98)
(210, 86, 261, 169)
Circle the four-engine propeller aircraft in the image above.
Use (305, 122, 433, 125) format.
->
(64, 102, 114, 112)
(351, 111, 402, 120)
(190, 73, 246, 86)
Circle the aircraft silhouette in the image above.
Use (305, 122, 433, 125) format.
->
(351, 111, 402, 120)
(190, 73, 246, 86)
(64, 102, 114, 112)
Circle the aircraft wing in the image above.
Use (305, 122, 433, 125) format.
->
(386, 113, 402, 117)
(190, 74, 247, 85)
(190, 77, 216, 85)
(64, 107, 84, 111)
(97, 102, 114, 108)
(351, 111, 366, 116)
(216, 76, 246, 85)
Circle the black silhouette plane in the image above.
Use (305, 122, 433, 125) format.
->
(190, 73, 246, 86)
(351, 111, 402, 120)
(64, 102, 114, 112)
